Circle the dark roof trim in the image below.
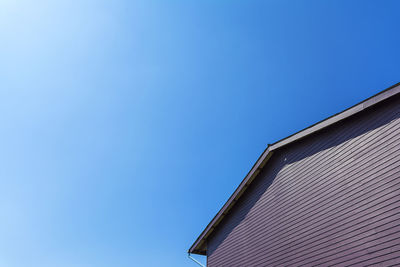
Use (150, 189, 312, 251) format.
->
(189, 82, 400, 255)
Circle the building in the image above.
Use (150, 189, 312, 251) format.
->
(189, 83, 400, 266)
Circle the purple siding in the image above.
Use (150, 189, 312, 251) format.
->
(207, 96, 400, 266)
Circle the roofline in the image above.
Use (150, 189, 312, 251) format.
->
(189, 82, 400, 255)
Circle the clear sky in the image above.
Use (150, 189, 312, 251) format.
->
(0, 0, 399, 266)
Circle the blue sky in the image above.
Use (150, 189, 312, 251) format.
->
(0, 0, 399, 266)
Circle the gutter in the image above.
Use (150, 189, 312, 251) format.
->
(188, 253, 206, 267)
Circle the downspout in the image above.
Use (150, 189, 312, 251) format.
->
(188, 253, 206, 267)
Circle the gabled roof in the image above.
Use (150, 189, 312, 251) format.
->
(189, 82, 400, 255)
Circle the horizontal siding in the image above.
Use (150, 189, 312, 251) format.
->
(207, 96, 400, 266)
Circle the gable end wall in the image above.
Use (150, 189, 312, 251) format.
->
(207, 96, 400, 266)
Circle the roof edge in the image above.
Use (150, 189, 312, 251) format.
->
(189, 82, 400, 255)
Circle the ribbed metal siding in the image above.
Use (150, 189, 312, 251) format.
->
(207, 96, 400, 267)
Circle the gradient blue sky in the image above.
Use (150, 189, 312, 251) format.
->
(1, 0, 399, 266)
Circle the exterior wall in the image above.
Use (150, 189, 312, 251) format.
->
(207, 96, 400, 266)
